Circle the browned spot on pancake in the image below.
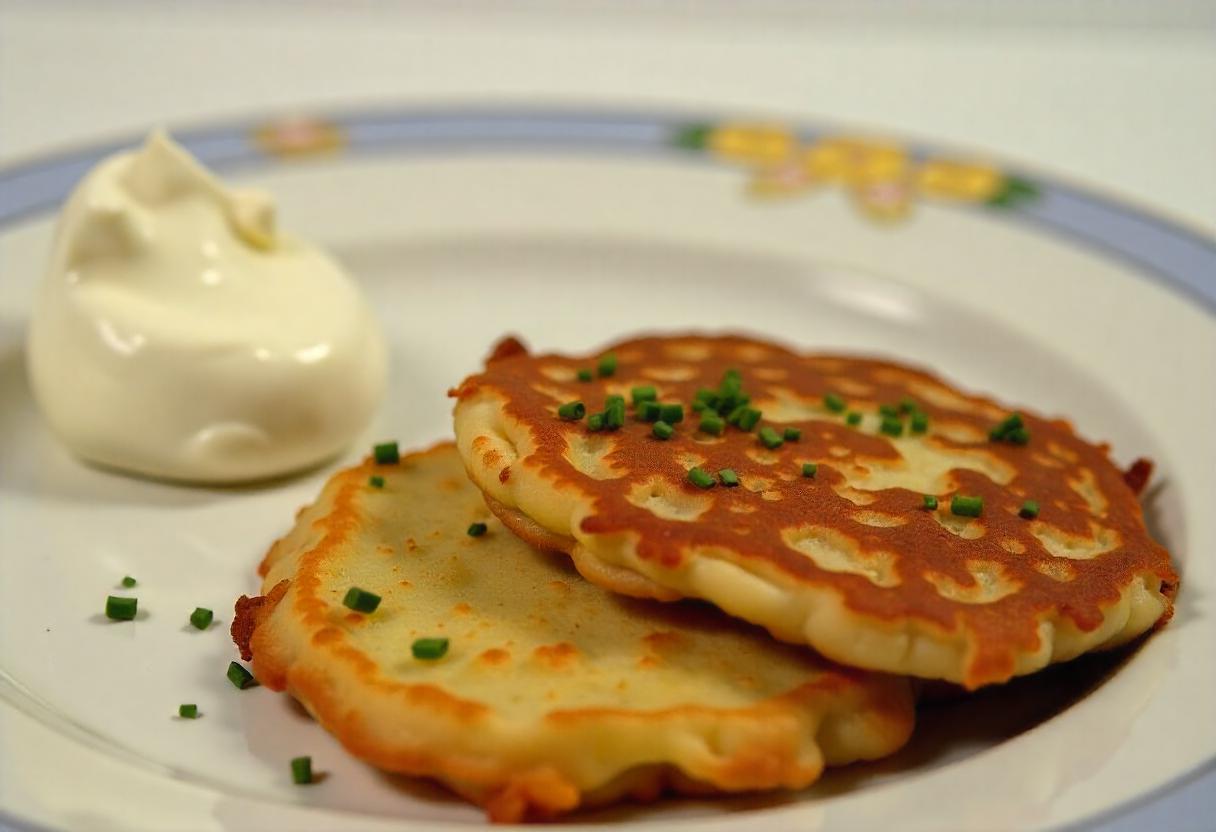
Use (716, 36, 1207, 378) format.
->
(548, 580, 571, 594)
(377, 544, 394, 555)
(532, 642, 579, 669)
(478, 647, 511, 666)
(438, 477, 462, 493)
(399, 580, 412, 588)
(344, 612, 367, 625)
(637, 655, 661, 669)
(642, 630, 685, 651)
(453, 602, 473, 615)
(454, 335, 1178, 688)
(499, 466, 511, 484)
(405, 538, 418, 551)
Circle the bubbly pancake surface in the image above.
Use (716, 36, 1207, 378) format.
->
(451, 335, 1177, 689)
(232, 443, 914, 823)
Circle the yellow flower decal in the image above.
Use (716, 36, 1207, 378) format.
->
(674, 122, 1036, 223)
(254, 116, 346, 158)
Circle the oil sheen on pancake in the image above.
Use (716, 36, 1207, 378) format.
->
(451, 335, 1177, 689)
(231, 443, 915, 823)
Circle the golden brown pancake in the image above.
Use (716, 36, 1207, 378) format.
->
(451, 334, 1177, 689)
(232, 443, 915, 823)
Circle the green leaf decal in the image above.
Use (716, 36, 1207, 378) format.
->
(987, 175, 1040, 208)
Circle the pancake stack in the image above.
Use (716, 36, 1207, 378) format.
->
(234, 333, 1177, 823)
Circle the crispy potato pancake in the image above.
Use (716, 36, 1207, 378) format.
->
(451, 334, 1178, 689)
(232, 443, 915, 823)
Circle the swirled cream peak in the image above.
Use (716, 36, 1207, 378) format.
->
(27, 130, 387, 483)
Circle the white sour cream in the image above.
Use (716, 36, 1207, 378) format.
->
(26, 130, 387, 483)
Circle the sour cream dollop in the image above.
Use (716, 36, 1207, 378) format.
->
(27, 130, 387, 483)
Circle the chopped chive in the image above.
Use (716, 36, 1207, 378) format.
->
(179, 704, 199, 719)
(802, 463, 818, 478)
(718, 469, 740, 487)
(189, 607, 214, 630)
(878, 403, 899, 418)
(373, 441, 399, 465)
(758, 426, 784, 449)
(105, 595, 137, 621)
(722, 368, 742, 383)
(587, 412, 606, 432)
(227, 661, 258, 690)
(368, 475, 385, 489)
(638, 401, 662, 422)
(692, 400, 708, 413)
(989, 412, 1025, 441)
(557, 401, 585, 421)
(659, 403, 684, 424)
(1019, 500, 1040, 520)
(699, 413, 725, 436)
(725, 404, 747, 425)
(577, 368, 593, 382)
(824, 393, 846, 413)
(922, 494, 938, 510)
(694, 388, 717, 404)
(899, 397, 918, 414)
(412, 637, 450, 660)
(121, 576, 137, 588)
(910, 412, 929, 434)
(604, 397, 626, 430)
(652, 420, 674, 440)
(291, 756, 313, 785)
(688, 467, 715, 489)
(880, 416, 904, 437)
(1005, 427, 1030, 445)
(342, 587, 381, 613)
(631, 386, 658, 405)
(783, 427, 802, 441)
(846, 411, 862, 426)
(950, 495, 984, 518)
(467, 522, 488, 537)
(597, 353, 617, 377)
(736, 408, 762, 431)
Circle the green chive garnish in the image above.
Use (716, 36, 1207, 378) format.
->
(638, 401, 662, 422)
(577, 368, 593, 382)
(557, 401, 585, 421)
(587, 412, 606, 431)
(899, 397, 918, 414)
(189, 607, 214, 630)
(824, 393, 846, 413)
(783, 427, 802, 441)
(652, 420, 674, 440)
(342, 587, 381, 613)
(1006, 427, 1030, 445)
(179, 704, 199, 719)
(694, 388, 717, 405)
(878, 403, 899, 418)
(1019, 500, 1040, 519)
(802, 463, 817, 478)
(659, 403, 684, 424)
(604, 397, 626, 430)
(699, 413, 725, 436)
(373, 441, 399, 465)
(121, 576, 137, 588)
(631, 386, 657, 405)
(105, 596, 137, 621)
(758, 426, 784, 449)
(737, 408, 762, 431)
(368, 475, 385, 489)
(412, 637, 450, 660)
(989, 413, 1028, 443)
(922, 494, 938, 510)
(718, 469, 739, 487)
(846, 411, 862, 426)
(597, 353, 617, 377)
(950, 495, 984, 517)
(291, 756, 313, 785)
(688, 467, 715, 489)
(227, 661, 258, 690)
(467, 522, 488, 537)
(910, 412, 929, 434)
(880, 416, 904, 437)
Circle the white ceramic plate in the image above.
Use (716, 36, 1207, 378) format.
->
(1, 109, 1213, 831)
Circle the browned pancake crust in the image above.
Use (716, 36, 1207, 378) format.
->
(451, 334, 1178, 687)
